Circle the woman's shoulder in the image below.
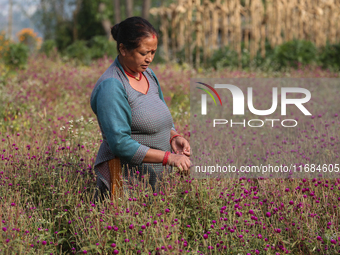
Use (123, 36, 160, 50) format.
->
(91, 62, 126, 99)
(90, 78, 128, 114)
(144, 67, 159, 86)
(96, 62, 124, 86)
(144, 67, 157, 78)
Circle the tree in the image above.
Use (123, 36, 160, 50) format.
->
(72, 0, 82, 41)
(98, 2, 113, 40)
(142, 0, 151, 20)
(114, 0, 121, 24)
(126, 0, 133, 18)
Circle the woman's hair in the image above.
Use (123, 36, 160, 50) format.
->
(111, 17, 158, 53)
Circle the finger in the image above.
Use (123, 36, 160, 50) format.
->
(183, 151, 190, 156)
(185, 161, 191, 170)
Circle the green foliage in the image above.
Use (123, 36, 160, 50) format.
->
(88, 36, 117, 59)
(208, 42, 276, 71)
(207, 39, 327, 71)
(319, 42, 340, 71)
(55, 21, 74, 51)
(209, 46, 239, 70)
(77, 0, 107, 41)
(3, 43, 29, 70)
(64, 40, 92, 65)
(40, 39, 57, 57)
(273, 39, 318, 69)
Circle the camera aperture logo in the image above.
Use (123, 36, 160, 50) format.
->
(197, 83, 312, 128)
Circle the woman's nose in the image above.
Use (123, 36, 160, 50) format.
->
(146, 54, 152, 63)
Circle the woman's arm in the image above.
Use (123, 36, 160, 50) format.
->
(143, 148, 190, 170)
(92, 78, 149, 164)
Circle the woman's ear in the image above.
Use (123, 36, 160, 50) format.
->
(119, 43, 126, 56)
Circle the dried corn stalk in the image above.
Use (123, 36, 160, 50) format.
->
(149, 0, 340, 68)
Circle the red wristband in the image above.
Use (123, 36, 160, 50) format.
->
(162, 151, 170, 166)
(170, 134, 181, 144)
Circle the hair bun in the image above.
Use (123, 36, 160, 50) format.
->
(111, 23, 120, 41)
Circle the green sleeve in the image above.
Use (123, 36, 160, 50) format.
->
(91, 78, 150, 164)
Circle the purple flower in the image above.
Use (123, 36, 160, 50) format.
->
(111, 243, 116, 248)
(258, 234, 262, 239)
(83, 251, 87, 254)
(238, 235, 243, 238)
(266, 212, 271, 217)
(317, 236, 322, 241)
(289, 201, 294, 205)
(153, 220, 157, 225)
(2, 227, 7, 232)
(113, 250, 119, 254)
(203, 234, 208, 239)
(129, 224, 134, 230)
(124, 239, 129, 243)
(141, 225, 146, 229)
(42, 241, 47, 245)
(248, 209, 254, 215)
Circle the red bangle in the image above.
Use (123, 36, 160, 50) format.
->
(170, 134, 181, 144)
(162, 151, 170, 166)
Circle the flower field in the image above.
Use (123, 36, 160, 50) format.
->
(0, 54, 340, 254)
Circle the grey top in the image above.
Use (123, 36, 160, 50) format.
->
(90, 55, 175, 191)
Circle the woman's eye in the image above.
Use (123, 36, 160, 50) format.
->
(141, 53, 147, 56)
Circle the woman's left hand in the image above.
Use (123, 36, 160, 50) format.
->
(171, 136, 190, 156)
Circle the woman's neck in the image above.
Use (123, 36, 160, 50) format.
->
(118, 55, 140, 78)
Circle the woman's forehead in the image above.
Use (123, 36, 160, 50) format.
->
(138, 37, 158, 50)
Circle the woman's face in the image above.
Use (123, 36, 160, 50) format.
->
(120, 35, 158, 73)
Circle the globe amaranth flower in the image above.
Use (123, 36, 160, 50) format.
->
(266, 212, 271, 217)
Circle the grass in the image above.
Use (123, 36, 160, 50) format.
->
(0, 54, 339, 254)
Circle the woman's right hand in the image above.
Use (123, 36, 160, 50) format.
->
(167, 153, 191, 172)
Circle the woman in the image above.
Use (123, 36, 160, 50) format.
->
(90, 17, 191, 201)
